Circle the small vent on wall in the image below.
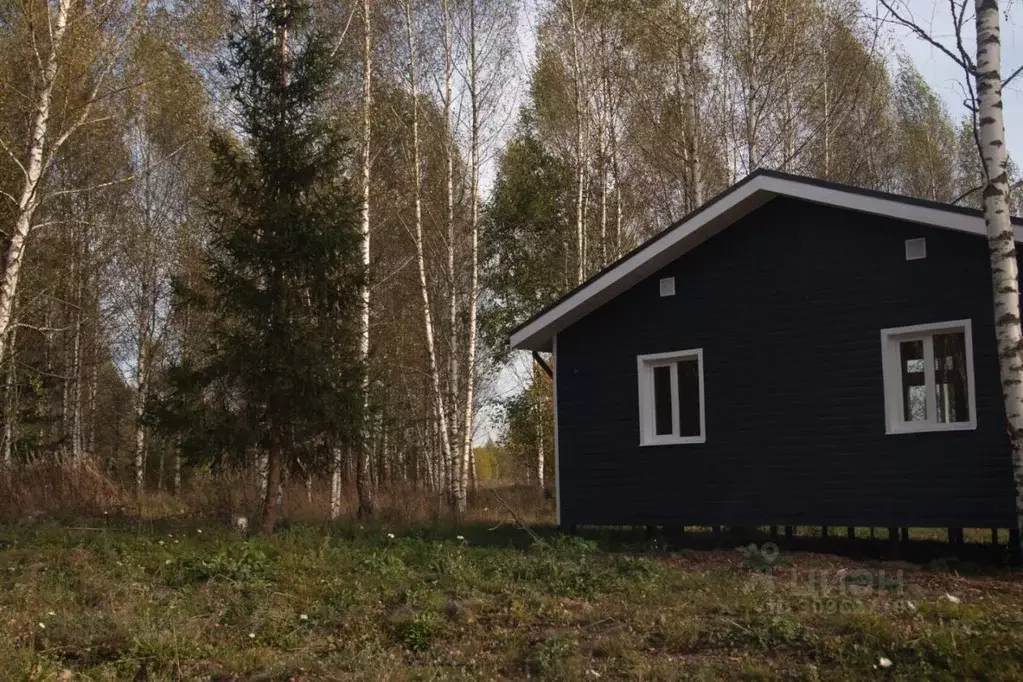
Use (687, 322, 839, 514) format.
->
(905, 238, 927, 261)
(660, 277, 676, 297)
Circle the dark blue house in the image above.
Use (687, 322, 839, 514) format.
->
(510, 170, 1021, 532)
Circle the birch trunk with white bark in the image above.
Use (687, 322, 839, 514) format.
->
(134, 340, 148, 496)
(2, 321, 17, 467)
(134, 232, 155, 494)
(597, 50, 609, 267)
(442, 0, 461, 506)
(742, 0, 758, 172)
(687, 41, 703, 207)
(610, 110, 622, 258)
(455, 0, 483, 515)
(87, 325, 98, 455)
(569, 0, 587, 284)
(974, 0, 1023, 557)
(405, 0, 455, 501)
(341, 0, 375, 520)
(0, 0, 71, 367)
(672, 1, 702, 211)
(70, 291, 83, 462)
(536, 380, 545, 489)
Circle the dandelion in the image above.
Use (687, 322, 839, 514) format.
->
(47, 611, 55, 617)
(387, 533, 395, 539)
(943, 593, 961, 604)
(878, 657, 892, 668)
(456, 535, 465, 541)
(299, 614, 309, 621)
(248, 633, 255, 639)
(38, 623, 45, 630)
(197, 529, 203, 534)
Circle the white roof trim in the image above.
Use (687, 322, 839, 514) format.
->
(510, 173, 1022, 352)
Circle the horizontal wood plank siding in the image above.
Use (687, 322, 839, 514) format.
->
(556, 197, 1016, 528)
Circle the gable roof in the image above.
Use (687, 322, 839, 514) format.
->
(510, 169, 1023, 352)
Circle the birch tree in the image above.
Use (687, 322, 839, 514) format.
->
(568, 0, 588, 284)
(403, 0, 455, 505)
(0, 0, 142, 369)
(973, 0, 1023, 555)
(877, 0, 1023, 554)
(114, 27, 208, 494)
(347, 0, 375, 519)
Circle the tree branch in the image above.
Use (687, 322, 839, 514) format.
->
(950, 0, 977, 73)
(876, 0, 973, 73)
(0, 135, 28, 178)
(1003, 63, 1023, 88)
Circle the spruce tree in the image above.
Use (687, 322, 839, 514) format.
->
(165, 0, 363, 534)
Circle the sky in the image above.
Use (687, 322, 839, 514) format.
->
(890, 0, 1023, 159)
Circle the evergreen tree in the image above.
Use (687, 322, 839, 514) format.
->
(161, 0, 363, 534)
(481, 114, 574, 361)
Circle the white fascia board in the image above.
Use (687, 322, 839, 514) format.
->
(758, 175, 1023, 240)
(509, 174, 1023, 352)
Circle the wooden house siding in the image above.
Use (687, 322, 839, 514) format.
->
(555, 196, 1017, 528)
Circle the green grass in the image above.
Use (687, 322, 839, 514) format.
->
(2, 521, 1023, 680)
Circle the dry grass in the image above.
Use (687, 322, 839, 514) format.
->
(0, 459, 556, 528)
(0, 460, 129, 520)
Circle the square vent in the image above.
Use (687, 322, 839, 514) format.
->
(905, 238, 927, 261)
(659, 277, 676, 297)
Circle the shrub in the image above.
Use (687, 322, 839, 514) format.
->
(170, 541, 274, 585)
(525, 633, 577, 678)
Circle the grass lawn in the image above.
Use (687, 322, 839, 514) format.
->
(3, 520, 1023, 680)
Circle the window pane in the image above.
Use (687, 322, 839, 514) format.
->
(934, 332, 970, 423)
(900, 339, 927, 422)
(653, 365, 673, 436)
(677, 359, 701, 437)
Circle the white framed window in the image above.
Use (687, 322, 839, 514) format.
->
(880, 319, 976, 434)
(637, 349, 705, 445)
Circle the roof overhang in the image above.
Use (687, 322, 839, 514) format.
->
(510, 171, 1023, 352)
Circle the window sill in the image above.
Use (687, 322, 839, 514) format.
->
(640, 436, 706, 446)
(886, 421, 977, 435)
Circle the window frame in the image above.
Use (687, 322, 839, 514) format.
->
(637, 348, 706, 446)
(880, 319, 977, 435)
